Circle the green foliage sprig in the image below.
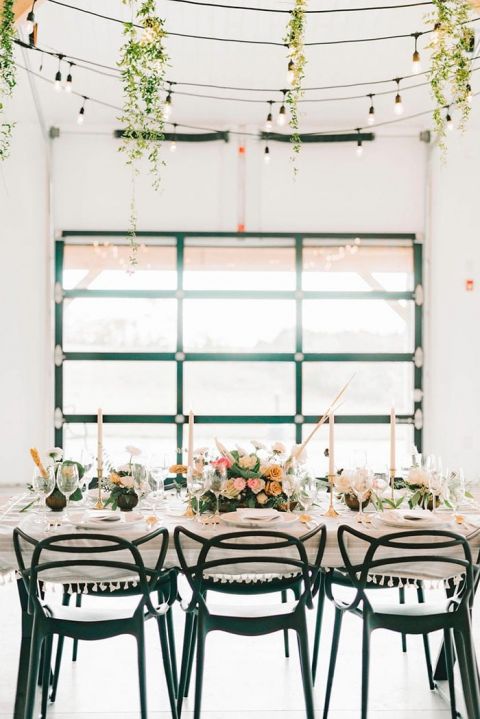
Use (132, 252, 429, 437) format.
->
(284, 0, 307, 168)
(0, 0, 16, 161)
(427, 0, 473, 151)
(119, 0, 168, 264)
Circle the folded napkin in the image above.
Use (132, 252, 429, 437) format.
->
(235, 509, 279, 522)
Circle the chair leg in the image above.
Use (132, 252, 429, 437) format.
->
(25, 620, 44, 719)
(312, 573, 326, 684)
(50, 593, 71, 703)
(177, 612, 195, 717)
(40, 635, 53, 719)
(281, 590, 290, 658)
(166, 607, 179, 693)
(136, 626, 148, 719)
(323, 608, 344, 719)
(193, 618, 206, 719)
(72, 594, 82, 662)
(361, 621, 372, 719)
(158, 616, 179, 719)
(296, 616, 315, 719)
(443, 628, 459, 719)
(184, 614, 197, 698)
(453, 621, 480, 719)
(417, 586, 435, 690)
(399, 587, 407, 652)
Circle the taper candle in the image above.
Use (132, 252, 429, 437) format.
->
(97, 407, 103, 474)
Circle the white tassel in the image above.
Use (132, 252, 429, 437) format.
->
(82, 584, 88, 594)
(91, 583, 98, 592)
(379, 576, 385, 586)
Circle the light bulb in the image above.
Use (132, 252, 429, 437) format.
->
(277, 104, 286, 126)
(356, 141, 363, 157)
(77, 106, 85, 125)
(24, 11, 35, 34)
(170, 140, 177, 152)
(367, 105, 375, 125)
(394, 93, 403, 115)
(446, 111, 454, 131)
(432, 22, 441, 44)
(164, 93, 172, 121)
(65, 72, 73, 93)
(54, 71, 62, 92)
(467, 84, 473, 104)
(264, 146, 271, 164)
(412, 50, 421, 74)
(287, 59, 294, 86)
(265, 113, 273, 131)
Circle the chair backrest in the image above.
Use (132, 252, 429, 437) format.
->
(174, 524, 326, 613)
(13, 527, 171, 619)
(337, 524, 476, 613)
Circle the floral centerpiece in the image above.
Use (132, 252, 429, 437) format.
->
(403, 466, 441, 510)
(334, 469, 393, 511)
(196, 440, 298, 513)
(28, 447, 84, 511)
(104, 446, 144, 511)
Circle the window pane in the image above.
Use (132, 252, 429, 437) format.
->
(302, 423, 414, 476)
(63, 298, 177, 352)
(64, 361, 176, 414)
(184, 362, 295, 415)
(182, 423, 296, 452)
(184, 244, 295, 290)
(302, 243, 413, 291)
(303, 299, 414, 353)
(303, 363, 414, 415)
(63, 244, 177, 290)
(183, 299, 295, 352)
(63, 423, 177, 464)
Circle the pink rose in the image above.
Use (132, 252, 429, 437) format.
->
(247, 478, 265, 495)
(212, 457, 232, 470)
(233, 477, 246, 491)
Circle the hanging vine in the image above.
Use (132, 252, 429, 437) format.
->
(0, 0, 16, 161)
(119, 0, 168, 266)
(284, 0, 307, 168)
(427, 0, 473, 151)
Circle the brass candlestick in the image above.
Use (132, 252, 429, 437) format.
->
(390, 468, 396, 500)
(324, 474, 339, 518)
(95, 466, 105, 510)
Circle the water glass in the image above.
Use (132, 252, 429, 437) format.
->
(282, 474, 296, 514)
(204, 465, 227, 517)
(150, 456, 169, 507)
(351, 469, 373, 524)
(56, 463, 79, 519)
(32, 467, 55, 525)
(448, 469, 465, 517)
(296, 475, 318, 514)
(187, 468, 205, 521)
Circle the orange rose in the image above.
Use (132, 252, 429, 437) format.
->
(109, 472, 121, 485)
(263, 464, 283, 481)
(169, 463, 188, 474)
(265, 480, 283, 497)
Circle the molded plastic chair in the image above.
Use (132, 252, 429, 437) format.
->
(322, 526, 480, 719)
(174, 524, 326, 719)
(13, 528, 179, 719)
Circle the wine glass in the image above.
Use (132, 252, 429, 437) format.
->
(351, 469, 373, 524)
(296, 474, 318, 514)
(80, 450, 94, 504)
(57, 463, 79, 520)
(149, 454, 169, 508)
(448, 469, 465, 520)
(282, 472, 297, 515)
(204, 464, 227, 519)
(32, 467, 55, 526)
(132, 464, 150, 507)
(187, 468, 205, 522)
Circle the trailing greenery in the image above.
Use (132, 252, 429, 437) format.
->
(284, 0, 307, 167)
(0, 0, 16, 161)
(119, 0, 168, 265)
(427, 0, 473, 151)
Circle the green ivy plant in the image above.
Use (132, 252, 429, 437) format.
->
(119, 0, 168, 266)
(427, 0, 473, 151)
(0, 0, 16, 161)
(284, 0, 307, 169)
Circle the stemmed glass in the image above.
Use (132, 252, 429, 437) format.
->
(351, 470, 373, 524)
(32, 467, 55, 527)
(187, 468, 205, 522)
(204, 464, 227, 519)
(80, 450, 94, 504)
(282, 471, 297, 515)
(149, 454, 169, 508)
(447, 469, 465, 520)
(57, 463, 79, 520)
(132, 464, 150, 507)
(296, 474, 318, 514)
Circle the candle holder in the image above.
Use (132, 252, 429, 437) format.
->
(324, 474, 339, 518)
(94, 469, 105, 510)
(390, 468, 396, 500)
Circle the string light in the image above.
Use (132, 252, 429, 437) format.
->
(65, 63, 73, 92)
(54, 55, 63, 92)
(164, 82, 173, 120)
(355, 128, 363, 157)
(277, 90, 287, 126)
(77, 96, 86, 125)
(23, 0, 36, 34)
(467, 83, 473, 104)
(445, 106, 454, 131)
(394, 78, 403, 115)
(411, 32, 421, 74)
(265, 100, 273, 131)
(170, 123, 177, 152)
(264, 143, 271, 164)
(287, 59, 294, 86)
(367, 93, 375, 125)
(432, 22, 441, 44)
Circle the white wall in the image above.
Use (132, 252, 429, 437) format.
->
(425, 112, 480, 481)
(0, 121, 50, 484)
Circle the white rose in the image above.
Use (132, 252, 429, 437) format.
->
(406, 467, 430, 487)
(334, 472, 353, 494)
(121, 475, 134, 489)
(239, 454, 257, 470)
(272, 441, 286, 455)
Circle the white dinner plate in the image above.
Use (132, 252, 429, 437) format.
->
(377, 509, 447, 529)
(220, 511, 299, 528)
(75, 511, 145, 530)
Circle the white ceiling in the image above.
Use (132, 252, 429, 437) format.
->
(12, 0, 480, 135)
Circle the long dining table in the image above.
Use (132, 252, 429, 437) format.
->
(1, 492, 480, 718)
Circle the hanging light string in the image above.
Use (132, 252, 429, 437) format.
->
(15, 60, 480, 140)
(15, 38, 480, 108)
(45, 0, 479, 49)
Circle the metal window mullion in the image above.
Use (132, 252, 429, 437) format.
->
(54, 240, 64, 448)
(176, 234, 185, 461)
(295, 235, 303, 444)
(414, 240, 423, 452)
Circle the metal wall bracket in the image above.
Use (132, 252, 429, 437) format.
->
(54, 345, 65, 367)
(54, 407, 64, 429)
(414, 408, 423, 430)
(414, 347, 424, 368)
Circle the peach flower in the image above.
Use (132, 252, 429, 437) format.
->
(247, 477, 266, 494)
(265, 480, 282, 497)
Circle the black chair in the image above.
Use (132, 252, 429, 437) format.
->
(174, 524, 326, 719)
(13, 528, 179, 719)
(322, 525, 480, 719)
